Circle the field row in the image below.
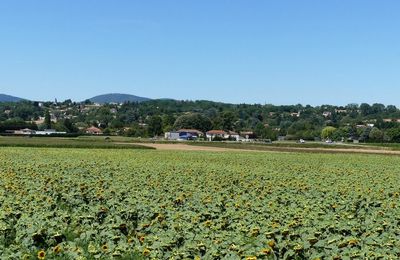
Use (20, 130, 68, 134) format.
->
(0, 148, 399, 259)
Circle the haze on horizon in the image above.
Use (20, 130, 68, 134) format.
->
(0, 0, 399, 106)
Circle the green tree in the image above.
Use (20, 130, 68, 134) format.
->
(63, 118, 77, 133)
(110, 118, 124, 129)
(385, 128, 400, 142)
(162, 114, 176, 131)
(173, 113, 212, 133)
(321, 126, 337, 140)
(254, 123, 277, 140)
(371, 103, 385, 114)
(44, 110, 51, 129)
(369, 127, 383, 142)
(386, 105, 397, 114)
(360, 103, 372, 116)
(125, 123, 148, 138)
(221, 111, 236, 131)
(358, 127, 371, 142)
(148, 115, 163, 137)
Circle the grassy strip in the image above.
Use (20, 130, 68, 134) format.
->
(78, 137, 400, 151)
(360, 142, 400, 149)
(0, 137, 154, 149)
(187, 141, 352, 149)
(187, 141, 400, 153)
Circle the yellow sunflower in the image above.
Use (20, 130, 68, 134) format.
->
(37, 250, 46, 260)
(246, 257, 257, 260)
(101, 244, 108, 252)
(53, 245, 62, 254)
(143, 248, 151, 256)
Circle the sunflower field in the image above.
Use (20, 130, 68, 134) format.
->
(1, 147, 400, 259)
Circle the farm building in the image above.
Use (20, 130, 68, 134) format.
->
(14, 128, 36, 135)
(206, 130, 227, 141)
(35, 129, 67, 135)
(12, 129, 66, 135)
(228, 131, 240, 141)
(165, 129, 203, 140)
(178, 129, 203, 137)
(86, 126, 103, 135)
(240, 131, 256, 141)
(165, 132, 180, 140)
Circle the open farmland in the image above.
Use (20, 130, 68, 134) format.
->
(1, 148, 400, 259)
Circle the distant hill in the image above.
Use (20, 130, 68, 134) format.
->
(0, 94, 24, 102)
(89, 93, 151, 104)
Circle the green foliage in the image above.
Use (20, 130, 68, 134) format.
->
(385, 128, 400, 142)
(321, 126, 337, 140)
(124, 124, 148, 138)
(369, 127, 383, 142)
(147, 115, 163, 137)
(2, 100, 400, 143)
(0, 119, 37, 132)
(173, 113, 212, 133)
(44, 110, 51, 129)
(62, 119, 77, 133)
(221, 111, 237, 131)
(254, 123, 277, 140)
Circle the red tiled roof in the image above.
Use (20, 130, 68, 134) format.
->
(206, 130, 227, 135)
(86, 126, 102, 133)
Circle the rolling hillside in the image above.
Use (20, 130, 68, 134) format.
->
(0, 94, 24, 102)
(89, 93, 151, 104)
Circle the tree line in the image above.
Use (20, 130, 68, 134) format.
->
(1, 100, 400, 142)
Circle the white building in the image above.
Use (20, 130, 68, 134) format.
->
(165, 132, 180, 140)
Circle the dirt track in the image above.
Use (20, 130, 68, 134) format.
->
(132, 143, 400, 156)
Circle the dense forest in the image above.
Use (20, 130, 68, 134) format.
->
(2, 99, 400, 142)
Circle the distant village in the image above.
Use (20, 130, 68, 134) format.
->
(2, 99, 400, 143)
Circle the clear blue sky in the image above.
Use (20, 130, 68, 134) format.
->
(0, 0, 399, 105)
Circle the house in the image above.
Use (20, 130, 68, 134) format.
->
(335, 109, 347, 114)
(13, 128, 67, 135)
(227, 131, 240, 141)
(86, 126, 103, 135)
(14, 128, 36, 135)
(383, 118, 400, 123)
(34, 116, 45, 125)
(206, 130, 227, 141)
(165, 129, 203, 140)
(290, 112, 301, 117)
(35, 129, 67, 135)
(322, 111, 332, 117)
(240, 131, 256, 141)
